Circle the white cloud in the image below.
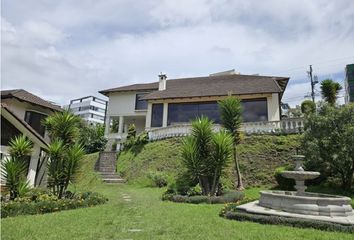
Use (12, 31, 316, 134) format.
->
(1, 0, 354, 107)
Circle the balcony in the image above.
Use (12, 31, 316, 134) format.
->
(148, 118, 304, 141)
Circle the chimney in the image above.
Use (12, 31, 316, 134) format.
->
(158, 73, 167, 91)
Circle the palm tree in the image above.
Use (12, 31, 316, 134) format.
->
(44, 111, 85, 198)
(181, 117, 232, 196)
(320, 79, 342, 105)
(218, 96, 244, 190)
(43, 110, 82, 145)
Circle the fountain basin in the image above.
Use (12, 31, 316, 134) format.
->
(281, 171, 320, 181)
(259, 190, 353, 217)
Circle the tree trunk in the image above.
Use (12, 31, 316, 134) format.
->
(211, 168, 219, 196)
(233, 144, 244, 190)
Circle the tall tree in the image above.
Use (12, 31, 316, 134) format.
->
(320, 79, 342, 105)
(302, 103, 354, 191)
(218, 96, 244, 190)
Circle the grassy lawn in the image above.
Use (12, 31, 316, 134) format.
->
(1, 153, 353, 240)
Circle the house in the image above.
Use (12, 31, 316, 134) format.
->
(64, 96, 107, 125)
(1, 89, 62, 187)
(100, 71, 292, 145)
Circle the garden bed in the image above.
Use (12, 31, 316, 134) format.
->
(222, 210, 354, 233)
(1, 191, 108, 218)
(162, 191, 245, 204)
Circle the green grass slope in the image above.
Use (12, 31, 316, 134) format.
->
(2, 151, 353, 240)
(117, 135, 301, 187)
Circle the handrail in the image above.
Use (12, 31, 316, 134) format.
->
(148, 118, 304, 141)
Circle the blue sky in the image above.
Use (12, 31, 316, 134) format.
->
(2, 0, 354, 106)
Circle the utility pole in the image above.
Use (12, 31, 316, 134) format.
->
(308, 65, 315, 102)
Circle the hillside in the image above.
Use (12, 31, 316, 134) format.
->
(117, 134, 301, 188)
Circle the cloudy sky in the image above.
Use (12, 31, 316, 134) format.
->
(2, 0, 354, 106)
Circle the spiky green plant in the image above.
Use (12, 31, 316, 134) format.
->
(8, 135, 33, 161)
(46, 139, 65, 196)
(1, 158, 28, 200)
(181, 117, 233, 196)
(46, 139, 85, 198)
(1, 135, 32, 200)
(43, 110, 82, 145)
(320, 79, 343, 105)
(63, 144, 85, 191)
(218, 96, 244, 190)
(210, 130, 233, 194)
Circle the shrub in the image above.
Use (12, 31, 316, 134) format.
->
(171, 195, 188, 203)
(274, 166, 295, 190)
(1, 191, 107, 218)
(175, 172, 197, 195)
(78, 123, 107, 153)
(147, 171, 168, 187)
(164, 191, 244, 204)
(124, 131, 149, 149)
(186, 195, 209, 204)
(187, 184, 202, 196)
(221, 191, 245, 203)
(302, 103, 354, 191)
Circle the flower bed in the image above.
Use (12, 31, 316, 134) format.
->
(1, 190, 108, 218)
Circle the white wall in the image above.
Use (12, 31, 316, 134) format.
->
(267, 93, 280, 121)
(2, 99, 54, 120)
(106, 92, 148, 117)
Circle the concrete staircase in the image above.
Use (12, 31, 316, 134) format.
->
(97, 151, 125, 184)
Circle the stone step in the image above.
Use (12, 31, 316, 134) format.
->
(103, 178, 125, 183)
(100, 173, 121, 178)
(99, 167, 116, 172)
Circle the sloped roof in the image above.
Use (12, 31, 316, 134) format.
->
(1, 103, 48, 147)
(99, 82, 158, 95)
(99, 74, 289, 100)
(1, 89, 62, 112)
(143, 74, 288, 100)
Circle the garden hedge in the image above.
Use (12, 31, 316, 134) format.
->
(223, 210, 354, 233)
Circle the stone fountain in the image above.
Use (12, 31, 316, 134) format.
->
(258, 155, 353, 217)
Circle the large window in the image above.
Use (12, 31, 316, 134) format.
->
(151, 103, 163, 127)
(168, 102, 220, 125)
(241, 98, 268, 122)
(1, 116, 21, 146)
(135, 93, 148, 110)
(24, 111, 47, 137)
(166, 98, 268, 125)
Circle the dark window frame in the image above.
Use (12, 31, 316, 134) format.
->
(24, 111, 47, 137)
(1, 116, 22, 146)
(135, 93, 148, 110)
(151, 103, 163, 127)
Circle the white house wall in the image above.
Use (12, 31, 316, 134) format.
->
(107, 92, 147, 117)
(1, 99, 54, 120)
(267, 93, 280, 121)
